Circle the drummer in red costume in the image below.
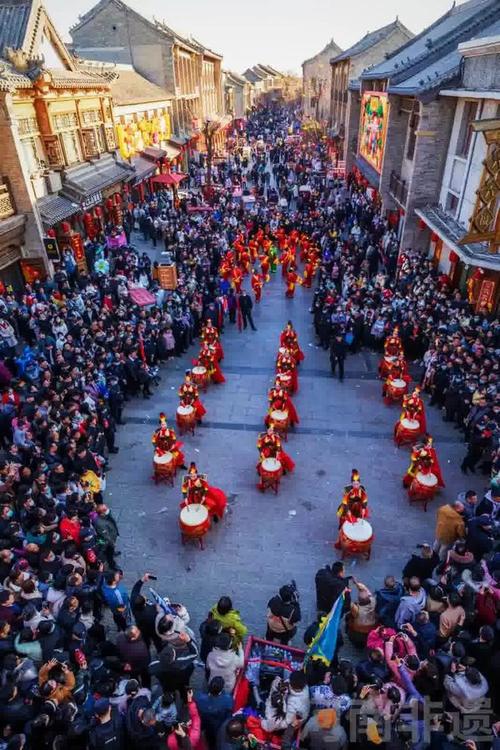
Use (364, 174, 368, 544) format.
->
(178, 370, 206, 423)
(276, 347, 298, 394)
(336, 469, 369, 527)
(232, 266, 243, 293)
(152, 413, 187, 470)
(403, 434, 445, 489)
(394, 390, 425, 446)
(382, 355, 411, 403)
(280, 321, 305, 363)
(265, 380, 299, 429)
(405, 386, 427, 433)
(251, 269, 264, 303)
(379, 327, 404, 379)
(195, 343, 226, 385)
(181, 462, 227, 522)
(201, 319, 224, 361)
(256, 426, 295, 490)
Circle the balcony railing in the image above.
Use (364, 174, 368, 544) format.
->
(389, 170, 408, 206)
(0, 181, 15, 220)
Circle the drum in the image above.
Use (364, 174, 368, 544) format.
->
(409, 472, 438, 510)
(192, 365, 208, 389)
(278, 347, 288, 356)
(339, 519, 373, 559)
(179, 503, 210, 546)
(260, 457, 283, 480)
(153, 452, 175, 485)
(277, 373, 292, 392)
(270, 409, 289, 432)
(176, 404, 196, 434)
(394, 417, 421, 447)
(379, 355, 395, 379)
(386, 378, 408, 402)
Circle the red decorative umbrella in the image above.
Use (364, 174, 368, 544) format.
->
(151, 172, 187, 186)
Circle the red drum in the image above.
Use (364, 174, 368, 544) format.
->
(394, 418, 422, 447)
(269, 409, 289, 438)
(339, 519, 373, 560)
(276, 373, 292, 393)
(258, 457, 283, 494)
(386, 378, 408, 403)
(192, 365, 208, 390)
(179, 503, 210, 548)
(176, 405, 196, 435)
(408, 471, 438, 511)
(152, 452, 176, 486)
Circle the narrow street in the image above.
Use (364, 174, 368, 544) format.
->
(109, 231, 466, 637)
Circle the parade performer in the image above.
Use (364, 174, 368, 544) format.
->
(285, 265, 299, 298)
(251, 269, 264, 303)
(195, 343, 226, 384)
(178, 370, 206, 422)
(276, 347, 298, 394)
(301, 255, 316, 288)
(240, 247, 251, 275)
(232, 266, 243, 293)
(256, 426, 295, 490)
(269, 244, 278, 273)
(336, 469, 369, 527)
(379, 327, 404, 379)
(260, 252, 271, 282)
(265, 381, 299, 429)
(280, 321, 305, 363)
(394, 390, 425, 446)
(152, 413, 186, 470)
(403, 434, 445, 489)
(201, 319, 224, 361)
(181, 462, 227, 522)
(382, 355, 411, 404)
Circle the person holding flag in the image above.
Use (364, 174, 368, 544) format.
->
(307, 577, 349, 669)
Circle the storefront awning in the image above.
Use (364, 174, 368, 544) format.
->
(129, 155, 158, 185)
(36, 194, 80, 227)
(61, 153, 134, 205)
(151, 172, 187, 186)
(415, 205, 500, 271)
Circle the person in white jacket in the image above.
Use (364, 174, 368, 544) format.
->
(285, 670, 310, 725)
(206, 633, 244, 693)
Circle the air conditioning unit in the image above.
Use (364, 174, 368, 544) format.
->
(46, 171, 62, 192)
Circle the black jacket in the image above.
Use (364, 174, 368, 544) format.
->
(239, 294, 253, 313)
(89, 708, 125, 750)
(315, 566, 350, 614)
(330, 337, 347, 359)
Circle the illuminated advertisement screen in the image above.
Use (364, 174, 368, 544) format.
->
(359, 91, 388, 173)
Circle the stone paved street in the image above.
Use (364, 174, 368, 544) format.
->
(109, 231, 472, 641)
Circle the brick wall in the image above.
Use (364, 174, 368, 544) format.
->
(402, 97, 456, 250)
(379, 94, 410, 208)
(345, 90, 361, 172)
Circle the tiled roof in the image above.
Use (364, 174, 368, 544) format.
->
(363, 0, 500, 81)
(224, 70, 248, 86)
(303, 40, 343, 67)
(108, 68, 172, 104)
(36, 193, 80, 227)
(60, 153, 134, 202)
(330, 19, 412, 64)
(0, 0, 32, 56)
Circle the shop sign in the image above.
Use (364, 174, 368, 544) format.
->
(43, 236, 60, 261)
(81, 191, 102, 210)
(158, 264, 177, 290)
(476, 278, 495, 311)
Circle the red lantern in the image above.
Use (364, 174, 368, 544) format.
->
(94, 206, 102, 218)
(114, 193, 122, 205)
(472, 267, 485, 281)
(61, 221, 72, 234)
(47, 228, 56, 238)
(83, 211, 96, 240)
(418, 218, 426, 231)
(449, 250, 459, 264)
(431, 232, 439, 243)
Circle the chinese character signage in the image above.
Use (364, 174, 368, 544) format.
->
(359, 92, 389, 173)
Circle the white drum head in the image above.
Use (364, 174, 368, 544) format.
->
(343, 519, 372, 542)
(154, 452, 173, 465)
(279, 374, 291, 381)
(279, 347, 287, 355)
(262, 457, 281, 472)
(401, 418, 419, 430)
(180, 504, 208, 526)
(177, 405, 194, 416)
(192, 366, 206, 375)
(416, 472, 437, 487)
(391, 379, 406, 388)
(271, 410, 288, 421)
(385, 356, 396, 363)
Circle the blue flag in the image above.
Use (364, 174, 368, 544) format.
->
(149, 587, 177, 616)
(306, 593, 344, 665)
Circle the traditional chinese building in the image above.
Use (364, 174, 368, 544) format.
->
(223, 71, 253, 121)
(354, 0, 500, 254)
(414, 31, 500, 313)
(302, 39, 343, 123)
(0, 0, 135, 284)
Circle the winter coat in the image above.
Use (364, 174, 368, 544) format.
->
(435, 505, 465, 545)
(206, 644, 244, 692)
(394, 588, 426, 628)
(444, 671, 489, 713)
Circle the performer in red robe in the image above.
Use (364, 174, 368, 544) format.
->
(251, 269, 264, 303)
(379, 327, 404, 379)
(335, 469, 369, 537)
(403, 434, 445, 489)
(178, 370, 206, 422)
(260, 254, 271, 282)
(280, 321, 305, 363)
(265, 383, 300, 428)
(276, 348, 298, 394)
(232, 266, 243, 293)
(201, 319, 224, 361)
(256, 427, 295, 488)
(181, 462, 227, 522)
(151, 412, 186, 470)
(405, 386, 427, 434)
(285, 266, 299, 298)
(195, 344, 226, 384)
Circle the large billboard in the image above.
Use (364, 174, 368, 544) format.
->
(359, 92, 388, 173)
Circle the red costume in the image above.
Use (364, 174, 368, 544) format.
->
(251, 271, 264, 303)
(181, 462, 227, 521)
(201, 320, 224, 361)
(276, 349, 298, 394)
(280, 322, 305, 363)
(403, 435, 445, 489)
(285, 267, 298, 298)
(265, 385, 299, 428)
(178, 371, 206, 422)
(152, 413, 185, 469)
(256, 428, 295, 485)
(232, 267, 243, 293)
(195, 344, 226, 384)
(379, 328, 404, 379)
(336, 469, 369, 527)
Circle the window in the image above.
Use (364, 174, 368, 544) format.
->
(52, 112, 78, 130)
(81, 128, 99, 158)
(445, 191, 459, 215)
(17, 117, 39, 136)
(61, 131, 82, 165)
(81, 109, 101, 125)
(20, 137, 44, 174)
(455, 101, 477, 158)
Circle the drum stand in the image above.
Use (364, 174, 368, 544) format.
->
(152, 463, 177, 487)
(181, 531, 206, 549)
(177, 417, 196, 437)
(407, 487, 435, 512)
(258, 474, 281, 495)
